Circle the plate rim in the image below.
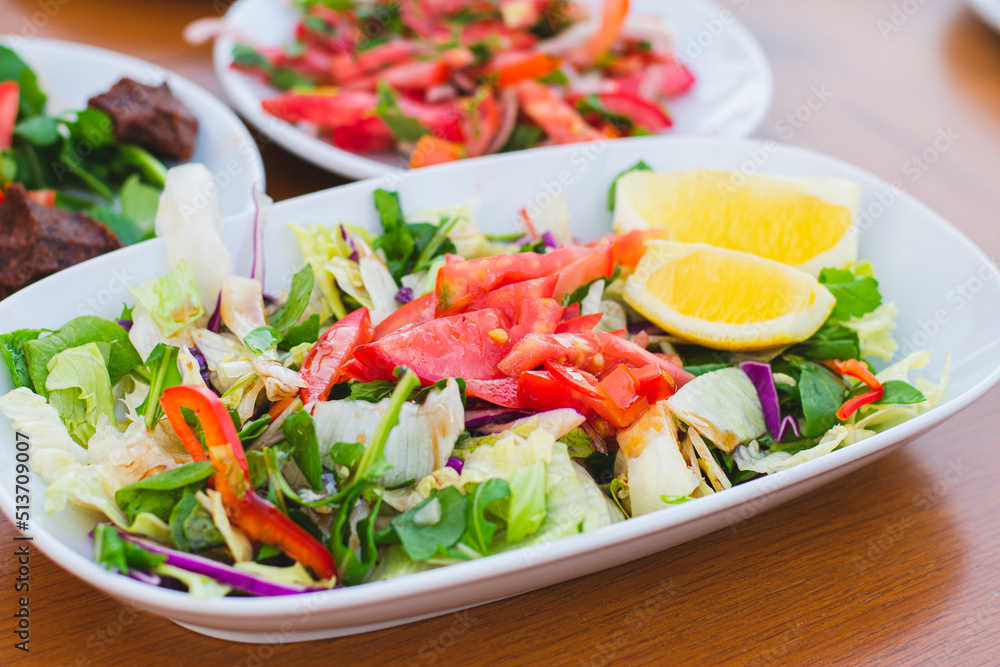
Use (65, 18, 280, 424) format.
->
(211, 0, 774, 179)
(1, 135, 998, 622)
(0, 34, 267, 219)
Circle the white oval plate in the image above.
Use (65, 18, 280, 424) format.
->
(1, 36, 266, 219)
(214, 0, 773, 179)
(2, 137, 998, 643)
(969, 0, 1000, 32)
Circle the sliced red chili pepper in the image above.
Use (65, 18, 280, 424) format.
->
(836, 386, 885, 420)
(160, 385, 337, 580)
(822, 358, 880, 391)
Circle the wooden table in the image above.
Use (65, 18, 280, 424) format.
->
(3, 0, 1000, 664)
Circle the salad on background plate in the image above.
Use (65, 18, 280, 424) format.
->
(0, 161, 946, 597)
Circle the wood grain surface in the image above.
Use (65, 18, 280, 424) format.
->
(2, 0, 1000, 664)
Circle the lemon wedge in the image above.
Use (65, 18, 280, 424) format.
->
(624, 241, 836, 350)
(612, 169, 860, 275)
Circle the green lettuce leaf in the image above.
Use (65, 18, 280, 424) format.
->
(268, 265, 315, 333)
(0, 328, 43, 389)
(44, 342, 117, 446)
(130, 260, 205, 337)
(391, 486, 467, 561)
(114, 461, 215, 524)
(506, 462, 547, 543)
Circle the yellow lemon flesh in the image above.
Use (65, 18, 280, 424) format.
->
(613, 169, 860, 275)
(624, 242, 836, 350)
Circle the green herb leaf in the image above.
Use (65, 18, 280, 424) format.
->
(245, 326, 282, 353)
(460, 478, 511, 555)
(788, 323, 861, 361)
(88, 207, 149, 246)
(114, 461, 215, 523)
(283, 410, 324, 492)
(683, 363, 732, 376)
(169, 488, 224, 553)
(793, 359, 845, 437)
(137, 344, 183, 432)
(119, 173, 161, 232)
(346, 380, 398, 403)
(500, 124, 544, 153)
(875, 380, 926, 405)
(392, 486, 468, 561)
(280, 313, 321, 351)
(819, 268, 882, 322)
(268, 266, 315, 333)
(237, 414, 272, 443)
(13, 114, 60, 146)
(0, 46, 46, 117)
(93, 524, 166, 575)
(607, 159, 652, 210)
(375, 80, 431, 143)
(0, 328, 43, 389)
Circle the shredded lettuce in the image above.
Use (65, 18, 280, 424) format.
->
(733, 425, 855, 474)
(506, 462, 547, 543)
(843, 302, 898, 360)
(44, 343, 116, 447)
(666, 368, 766, 452)
(130, 260, 205, 338)
(288, 222, 348, 321)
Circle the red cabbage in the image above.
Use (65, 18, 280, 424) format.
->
(446, 456, 463, 473)
(250, 185, 269, 285)
(465, 408, 529, 429)
(341, 225, 359, 262)
(739, 361, 799, 442)
(207, 293, 222, 333)
(117, 532, 326, 597)
(396, 286, 414, 304)
(541, 231, 558, 249)
(116, 319, 133, 332)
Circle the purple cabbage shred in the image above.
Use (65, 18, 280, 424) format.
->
(116, 319, 133, 332)
(541, 231, 558, 249)
(341, 226, 359, 262)
(446, 456, 464, 474)
(190, 347, 214, 391)
(739, 360, 800, 443)
(207, 294, 222, 333)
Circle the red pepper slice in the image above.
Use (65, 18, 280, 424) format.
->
(160, 385, 337, 580)
(836, 386, 884, 420)
(299, 307, 373, 403)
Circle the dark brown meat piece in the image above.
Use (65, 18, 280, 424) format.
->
(0, 184, 122, 299)
(88, 77, 199, 161)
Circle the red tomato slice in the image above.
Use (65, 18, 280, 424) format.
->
(0, 81, 19, 151)
(347, 60, 451, 92)
(354, 308, 514, 382)
(510, 297, 564, 343)
(658, 60, 696, 98)
(602, 228, 670, 269)
(544, 359, 601, 398)
(592, 393, 649, 429)
(299, 307, 374, 403)
(373, 292, 437, 340)
(465, 377, 524, 408)
(410, 135, 465, 168)
(597, 364, 640, 409)
(555, 313, 603, 334)
(332, 117, 396, 152)
(595, 92, 672, 133)
(434, 245, 598, 316)
(461, 88, 501, 158)
(498, 330, 694, 388)
(632, 363, 675, 403)
(517, 370, 594, 416)
(552, 243, 614, 302)
(516, 80, 602, 144)
(340, 358, 386, 383)
(561, 302, 581, 320)
(469, 274, 559, 314)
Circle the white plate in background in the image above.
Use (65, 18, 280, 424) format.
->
(213, 0, 773, 179)
(2, 36, 266, 218)
(2, 136, 997, 643)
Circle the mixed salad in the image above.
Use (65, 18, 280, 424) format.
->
(0, 163, 946, 597)
(230, 0, 693, 167)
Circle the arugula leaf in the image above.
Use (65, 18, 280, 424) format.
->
(346, 380, 397, 403)
(268, 266, 315, 333)
(93, 524, 166, 575)
(0, 328, 42, 389)
(788, 323, 861, 361)
(372, 189, 457, 281)
(244, 326, 282, 353)
(87, 207, 150, 246)
(23, 316, 141, 395)
(13, 115, 60, 146)
(500, 124, 544, 153)
(411, 377, 467, 407)
(375, 80, 431, 142)
(282, 411, 323, 492)
(280, 313, 321, 351)
(374, 189, 404, 232)
(607, 159, 652, 210)
(683, 363, 732, 376)
(793, 359, 845, 437)
(329, 441, 365, 469)
(114, 461, 215, 523)
(506, 462, 547, 543)
(392, 486, 467, 561)
(460, 479, 511, 555)
(0, 46, 46, 117)
(136, 344, 182, 432)
(876, 380, 926, 405)
(819, 268, 882, 321)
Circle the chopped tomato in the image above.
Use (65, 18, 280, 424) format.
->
(26, 190, 56, 207)
(489, 51, 562, 88)
(632, 363, 675, 403)
(595, 91, 672, 133)
(569, 0, 629, 68)
(0, 81, 19, 151)
(592, 228, 669, 269)
(593, 392, 648, 428)
(544, 359, 601, 398)
(552, 242, 614, 302)
(517, 80, 602, 144)
(354, 308, 514, 382)
(346, 59, 451, 92)
(340, 358, 385, 383)
(497, 330, 694, 388)
(435, 245, 601, 316)
(333, 117, 396, 152)
(597, 364, 640, 408)
(373, 291, 437, 340)
(555, 313, 603, 334)
(465, 377, 524, 408)
(410, 135, 465, 168)
(518, 369, 593, 415)
(561, 302, 580, 320)
(469, 274, 558, 314)
(160, 386, 337, 580)
(299, 307, 373, 403)
(460, 20, 538, 50)
(509, 297, 564, 342)
(658, 60, 696, 98)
